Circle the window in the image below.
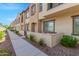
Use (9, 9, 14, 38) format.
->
(18, 17, 20, 23)
(39, 3, 43, 12)
(48, 3, 63, 10)
(24, 11, 27, 19)
(21, 15, 23, 23)
(31, 5, 36, 16)
(43, 20, 55, 33)
(48, 3, 53, 10)
(73, 16, 79, 35)
(27, 9, 30, 18)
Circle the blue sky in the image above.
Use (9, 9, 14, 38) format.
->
(0, 3, 30, 25)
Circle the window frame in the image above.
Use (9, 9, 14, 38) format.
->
(31, 4, 36, 16)
(43, 20, 55, 33)
(47, 3, 63, 10)
(39, 3, 43, 12)
(72, 15, 79, 35)
(27, 9, 30, 18)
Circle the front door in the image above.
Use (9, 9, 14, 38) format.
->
(31, 23, 36, 32)
(24, 24, 27, 35)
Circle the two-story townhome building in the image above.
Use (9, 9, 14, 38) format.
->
(11, 3, 79, 47)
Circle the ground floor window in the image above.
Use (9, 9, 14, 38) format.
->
(73, 16, 79, 35)
(43, 20, 55, 33)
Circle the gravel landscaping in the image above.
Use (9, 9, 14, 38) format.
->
(23, 37, 79, 56)
(0, 31, 16, 56)
(46, 44, 79, 56)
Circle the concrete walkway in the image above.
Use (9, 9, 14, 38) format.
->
(7, 30, 47, 56)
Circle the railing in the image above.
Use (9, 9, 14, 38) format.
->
(48, 3, 63, 10)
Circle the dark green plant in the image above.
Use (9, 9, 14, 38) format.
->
(60, 35, 77, 48)
(15, 30, 19, 35)
(10, 29, 14, 31)
(13, 30, 20, 35)
(39, 39, 44, 46)
(29, 34, 36, 42)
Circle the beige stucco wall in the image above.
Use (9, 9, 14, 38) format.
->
(55, 15, 73, 35)
(38, 4, 79, 35)
(38, 3, 79, 19)
(24, 4, 39, 32)
(55, 7, 79, 35)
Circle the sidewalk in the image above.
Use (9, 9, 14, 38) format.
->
(7, 30, 47, 56)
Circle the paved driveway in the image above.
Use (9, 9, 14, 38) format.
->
(7, 30, 47, 56)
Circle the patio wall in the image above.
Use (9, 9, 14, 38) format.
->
(19, 31, 24, 35)
(27, 31, 63, 47)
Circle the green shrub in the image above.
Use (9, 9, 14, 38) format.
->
(15, 30, 19, 35)
(60, 35, 77, 48)
(25, 35, 27, 39)
(28, 34, 36, 42)
(39, 39, 44, 46)
(13, 30, 20, 35)
(10, 29, 14, 31)
(0, 31, 5, 40)
(0, 49, 12, 56)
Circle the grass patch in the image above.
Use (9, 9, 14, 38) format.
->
(0, 31, 5, 41)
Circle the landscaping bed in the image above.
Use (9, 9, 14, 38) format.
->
(0, 31, 16, 56)
(24, 36, 50, 55)
(23, 34, 79, 56)
(24, 38, 79, 56)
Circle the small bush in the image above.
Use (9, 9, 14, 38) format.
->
(39, 39, 44, 46)
(25, 35, 28, 39)
(10, 29, 14, 31)
(13, 30, 20, 35)
(60, 35, 77, 48)
(15, 30, 19, 35)
(28, 34, 36, 42)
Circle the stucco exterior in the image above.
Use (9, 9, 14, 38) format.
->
(10, 3, 79, 47)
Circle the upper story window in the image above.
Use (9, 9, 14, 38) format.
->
(24, 11, 27, 19)
(18, 17, 20, 23)
(31, 5, 36, 16)
(48, 3, 63, 10)
(27, 9, 30, 18)
(48, 3, 53, 10)
(39, 3, 43, 12)
(21, 16, 23, 23)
